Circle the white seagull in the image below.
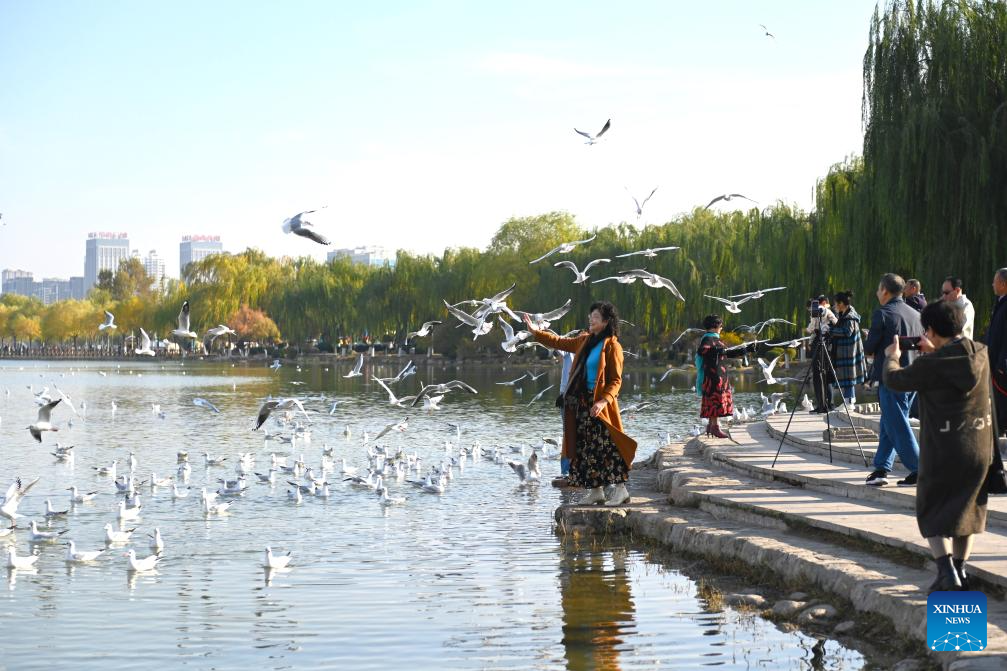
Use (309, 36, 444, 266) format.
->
(263, 546, 292, 569)
(104, 523, 136, 544)
(254, 397, 310, 430)
(193, 397, 221, 413)
(374, 378, 419, 408)
(98, 310, 117, 331)
(149, 528, 165, 554)
(756, 356, 800, 385)
(6, 547, 39, 570)
(510, 299, 573, 330)
(626, 187, 658, 219)
(281, 207, 330, 246)
(704, 294, 756, 314)
(728, 286, 787, 301)
(67, 486, 98, 504)
(508, 452, 541, 483)
(705, 193, 758, 210)
(27, 398, 61, 442)
(498, 317, 532, 353)
(65, 540, 104, 563)
(406, 321, 442, 340)
(135, 328, 155, 356)
(171, 301, 198, 339)
(553, 258, 610, 284)
(2, 477, 40, 527)
(529, 235, 597, 264)
(526, 385, 555, 406)
(125, 548, 160, 572)
(573, 118, 611, 145)
(29, 520, 68, 542)
(343, 353, 365, 378)
(615, 246, 680, 259)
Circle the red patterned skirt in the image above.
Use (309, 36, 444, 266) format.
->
(700, 376, 733, 419)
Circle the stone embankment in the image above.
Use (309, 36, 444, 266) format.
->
(556, 409, 1007, 670)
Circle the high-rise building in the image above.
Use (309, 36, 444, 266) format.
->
(2, 270, 79, 305)
(2, 269, 35, 297)
(84, 232, 130, 288)
(143, 249, 166, 287)
(326, 246, 396, 268)
(69, 277, 86, 300)
(179, 235, 223, 276)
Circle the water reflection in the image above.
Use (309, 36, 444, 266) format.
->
(561, 546, 635, 671)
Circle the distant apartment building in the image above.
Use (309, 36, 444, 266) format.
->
(2, 270, 83, 305)
(326, 246, 396, 269)
(142, 249, 166, 287)
(179, 235, 223, 276)
(84, 232, 130, 288)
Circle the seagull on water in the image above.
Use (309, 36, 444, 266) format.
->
(529, 235, 597, 264)
(149, 528, 165, 554)
(98, 311, 117, 331)
(67, 486, 98, 504)
(553, 258, 610, 285)
(6, 547, 39, 569)
(125, 549, 160, 572)
(27, 398, 61, 442)
(44, 499, 68, 518)
(65, 540, 104, 563)
(282, 207, 330, 246)
(263, 547, 292, 569)
(29, 520, 68, 542)
(104, 523, 136, 544)
(171, 301, 198, 339)
(508, 452, 541, 483)
(573, 118, 610, 145)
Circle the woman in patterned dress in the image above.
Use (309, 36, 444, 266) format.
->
(695, 314, 752, 438)
(525, 301, 637, 506)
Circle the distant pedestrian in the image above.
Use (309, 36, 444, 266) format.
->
(696, 315, 755, 438)
(525, 302, 637, 506)
(904, 279, 927, 312)
(863, 273, 923, 487)
(882, 300, 993, 592)
(941, 276, 975, 339)
(984, 268, 1007, 433)
(831, 291, 867, 406)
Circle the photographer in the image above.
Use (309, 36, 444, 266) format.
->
(863, 273, 923, 486)
(831, 291, 867, 406)
(804, 295, 838, 413)
(881, 300, 993, 592)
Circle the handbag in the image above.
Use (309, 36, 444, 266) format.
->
(985, 380, 1007, 495)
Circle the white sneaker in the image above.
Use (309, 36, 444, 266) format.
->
(605, 483, 630, 506)
(581, 487, 606, 504)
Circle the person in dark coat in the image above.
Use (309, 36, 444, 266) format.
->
(831, 291, 867, 406)
(904, 279, 927, 312)
(882, 300, 994, 592)
(984, 268, 1007, 433)
(695, 314, 754, 438)
(863, 273, 924, 486)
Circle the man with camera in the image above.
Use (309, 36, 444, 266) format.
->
(804, 295, 838, 413)
(863, 273, 924, 486)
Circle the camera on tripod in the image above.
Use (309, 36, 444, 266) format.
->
(810, 299, 823, 319)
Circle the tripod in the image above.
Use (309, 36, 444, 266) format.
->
(772, 325, 869, 467)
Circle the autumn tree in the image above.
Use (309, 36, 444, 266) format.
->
(228, 305, 281, 342)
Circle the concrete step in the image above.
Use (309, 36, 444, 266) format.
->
(658, 442, 1007, 594)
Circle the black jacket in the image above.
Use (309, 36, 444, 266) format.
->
(863, 297, 924, 383)
(985, 295, 1007, 376)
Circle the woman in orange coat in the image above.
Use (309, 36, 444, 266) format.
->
(524, 301, 637, 506)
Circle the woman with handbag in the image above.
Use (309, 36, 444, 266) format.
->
(524, 301, 637, 506)
(882, 300, 995, 591)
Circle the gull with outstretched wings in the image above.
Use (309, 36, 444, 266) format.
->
(511, 298, 572, 330)
(98, 311, 117, 331)
(574, 118, 610, 145)
(529, 236, 597, 264)
(705, 193, 758, 210)
(172, 301, 198, 339)
(554, 258, 610, 284)
(615, 246, 680, 259)
(406, 321, 442, 340)
(704, 294, 756, 314)
(626, 187, 658, 219)
(281, 207, 330, 246)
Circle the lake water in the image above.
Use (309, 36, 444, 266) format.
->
(0, 358, 877, 669)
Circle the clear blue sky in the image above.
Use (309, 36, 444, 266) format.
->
(0, 0, 881, 278)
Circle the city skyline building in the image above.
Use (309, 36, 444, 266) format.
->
(84, 232, 130, 289)
(2, 269, 86, 304)
(143, 249, 166, 287)
(179, 235, 223, 276)
(326, 246, 396, 269)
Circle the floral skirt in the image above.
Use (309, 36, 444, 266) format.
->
(569, 401, 629, 489)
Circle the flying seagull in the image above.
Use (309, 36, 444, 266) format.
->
(406, 321, 442, 340)
(705, 193, 758, 210)
(671, 328, 706, 346)
(172, 301, 198, 339)
(756, 356, 800, 385)
(281, 207, 330, 246)
(344, 353, 365, 378)
(98, 311, 117, 331)
(374, 377, 419, 408)
(553, 258, 610, 284)
(526, 385, 555, 406)
(729, 286, 787, 301)
(626, 187, 658, 219)
(529, 235, 597, 264)
(574, 118, 611, 145)
(135, 328, 155, 356)
(704, 294, 756, 314)
(254, 398, 310, 430)
(28, 399, 61, 442)
(510, 298, 573, 330)
(498, 317, 532, 353)
(192, 397, 221, 413)
(595, 269, 685, 301)
(615, 246, 680, 258)
(760, 23, 775, 39)
(374, 360, 416, 384)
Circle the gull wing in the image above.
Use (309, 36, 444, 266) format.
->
(254, 400, 280, 430)
(573, 128, 593, 139)
(528, 385, 555, 405)
(640, 187, 658, 207)
(553, 260, 580, 277)
(140, 328, 152, 349)
(352, 353, 364, 374)
(37, 398, 61, 423)
(591, 276, 622, 283)
(529, 246, 563, 264)
(497, 316, 516, 341)
(445, 380, 478, 394)
(614, 249, 642, 258)
(374, 377, 400, 405)
(705, 195, 727, 209)
(177, 302, 191, 333)
(651, 274, 685, 301)
(103, 311, 115, 326)
(496, 373, 528, 386)
(582, 258, 611, 272)
(487, 283, 517, 304)
(294, 228, 330, 246)
(571, 234, 597, 246)
(443, 300, 480, 326)
(729, 193, 757, 203)
(704, 295, 733, 306)
(539, 299, 573, 321)
(595, 119, 611, 138)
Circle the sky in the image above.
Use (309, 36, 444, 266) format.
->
(0, 0, 881, 279)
